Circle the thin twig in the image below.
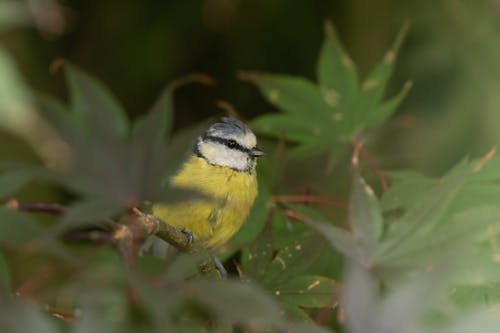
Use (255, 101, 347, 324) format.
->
(273, 194, 346, 208)
(314, 288, 341, 325)
(62, 230, 112, 243)
(360, 146, 389, 191)
(5, 199, 66, 214)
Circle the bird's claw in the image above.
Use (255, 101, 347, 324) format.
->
(213, 255, 227, 279)
(180, 228, 194, 246)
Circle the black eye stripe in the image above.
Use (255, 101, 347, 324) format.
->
(203, 135, 252, 154)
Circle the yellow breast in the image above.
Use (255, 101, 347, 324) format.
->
(152, 156, 258, 248)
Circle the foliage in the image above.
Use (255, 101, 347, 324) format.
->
(0, 13, 499, 333)
(245, 22, 411, 156)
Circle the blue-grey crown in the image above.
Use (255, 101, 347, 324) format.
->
(205, 117, 251, 137)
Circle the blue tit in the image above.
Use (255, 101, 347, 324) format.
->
(152, 117, 263, 249)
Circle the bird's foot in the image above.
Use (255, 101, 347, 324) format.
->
(179, 227, 194, 246)
(212, 255, 227, 279)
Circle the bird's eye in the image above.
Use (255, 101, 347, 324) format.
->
(227, 140, 237, 148)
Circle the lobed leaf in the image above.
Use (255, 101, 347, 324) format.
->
(64, 63, 129, 139)
(349, 170, 383, 258)
(248, 21, 410, 155)
(274, 275, 337, 308)
(317, 21, 359, 110)
(191, 279, 284, 330)
(0, 169, 32, 199)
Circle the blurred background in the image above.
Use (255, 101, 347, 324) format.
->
(1, 0, 500, 175)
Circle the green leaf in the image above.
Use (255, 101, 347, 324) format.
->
(377, 206, 500, 268)
(0, 207, 71, 259)
(365, 80, 412, 128)
(359, 23, 409, 113)
(244, 73, 329, 115)
(0, 207, 44, 246)
(275, 275, 337, 308)
(191, 279, 284, 330)
(248, 23, 409, 155)
(349, 170, 383, 258)
(0, 251, 10, 290)
(451, 285, 500, 311)
(0, 169, 32, 199)
(0, 293, 61, 333)
(381, 171, 436, 211)
(252, 114, 333, 144)
(0, 2, 31, 31)
(240, 218, 274, 280)
(317, 21, 359, 109)
(52, 200, 122, 235)
(64, 64, 129, 139)
(72, 284, 127, 333)
(308, 219, 360, 262)
(342, 260, 376, 333)
(286, 322, 332, 333)
(262, 235, 327, 286)
(376, 161, 469, 262)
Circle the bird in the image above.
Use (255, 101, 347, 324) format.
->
(151, 117, 264, 250)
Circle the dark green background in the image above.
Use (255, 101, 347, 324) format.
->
(2, 0, 500, 173)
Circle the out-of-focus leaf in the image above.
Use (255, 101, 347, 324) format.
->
(0, 251, 10, 290)
(308, 220, 360, 262)
(0, 207, 71, 259)
(240, 217, 274, 279)
(191, 279, 284, 330)
(381, 171, 436, 211)
(129, 83, 174, 198)
(376, 160, 470, 262)
(0, 207, 45, 245)
(72, 286, 127, 333)
(450, 285, 500, 312)
(53, 200, 122, 233)
(286, 321, 332, 333)
(342, 260, 376, 333)
(440, 311, 500, 333)
(452, 242, 500, 286)
(359, 23, 409, 115)
(262, 235, 326, 286)
(349, 170, 383, 258)
(378, 206, 500, 268)
(0, 170, 32, 199)
(0, 2, 31, 31)
(64, 64, 129, 139)
(132, 84, 173, 143)
(0, 291, 60, 333)
(275, 275, 336, 308)
(0, 46, 32, 133)
(342, 258, 452, 333)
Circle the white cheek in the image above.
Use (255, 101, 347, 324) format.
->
(214, 146, 249, 170)
(199, 143, 251, 171)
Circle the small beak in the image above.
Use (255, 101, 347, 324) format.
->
(251, 147, 265, 157)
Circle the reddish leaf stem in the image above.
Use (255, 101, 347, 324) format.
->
(273, 194, 346, 208)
